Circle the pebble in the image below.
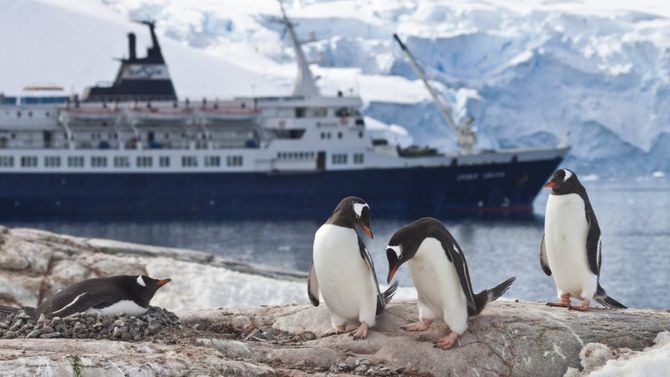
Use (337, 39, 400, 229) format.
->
(0, 306, 179, 341)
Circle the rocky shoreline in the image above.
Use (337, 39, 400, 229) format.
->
(1, 226, 669, 376)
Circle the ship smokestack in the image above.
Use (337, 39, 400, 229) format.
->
(127, 32, 137, 60)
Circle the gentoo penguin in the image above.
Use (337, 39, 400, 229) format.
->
(0, 275, 171, 319)
(541, 168, 626, 311)
(385, 218, 515, 349)
(308, 196, 398, 339)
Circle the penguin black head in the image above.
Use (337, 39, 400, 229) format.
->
(544, 168, 581, 194)
(129, 275, 172, 307)
(385, 219, 431, 283)
(327, 196, 373, 239)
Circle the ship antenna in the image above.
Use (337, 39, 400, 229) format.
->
(393, 33, 476, 154)
(277, 1, 320, 98)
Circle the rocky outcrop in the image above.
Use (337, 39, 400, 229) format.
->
(0, 226, 308, 311)
(0, 301, 668, 376)
(1, 226, 668, 376)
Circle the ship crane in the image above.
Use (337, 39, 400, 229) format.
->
(393, 34, 476, 154)
(277, 1, 320, 99)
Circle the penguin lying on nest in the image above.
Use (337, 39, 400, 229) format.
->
(0, 275, 171, 319)
(541, 168, 626, 311)
(385, 218, 515, 349)
(308, 196, 398, 339)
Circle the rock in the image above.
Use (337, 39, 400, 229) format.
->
(39, 332, 61, 339)
(0, 254, 29, 270)
(0, 226, 306, 310)
(25, 329, 41, 338)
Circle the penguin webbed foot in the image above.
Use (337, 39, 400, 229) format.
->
(433, 332, 460, 349)
(350, 322, 369, 340)
(330, 324, 347, 334)
(568, 300, 590, 312)
(547, 294, 571, 308)
(402, 319, 433, 332)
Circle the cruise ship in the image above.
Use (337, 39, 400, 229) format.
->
(0, 6, 568, 218)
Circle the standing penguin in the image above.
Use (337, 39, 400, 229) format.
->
(385, 218, 515, 349)
(541, 168, 626, 311)
(0, 275, 171, 319)
(308, 196, 398, 339)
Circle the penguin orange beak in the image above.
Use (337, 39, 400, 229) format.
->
(156, 278, 172, 287)
(362, 224, 374, 239)
(544, 181, 557, 188)
(387, 264, 398, 284)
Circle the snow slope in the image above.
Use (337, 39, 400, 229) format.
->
(2, 0, 669, 175)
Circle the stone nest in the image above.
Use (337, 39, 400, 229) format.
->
(0, 306, 180, 341)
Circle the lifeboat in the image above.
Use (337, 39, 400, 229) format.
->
(59, 106, 122, 125)
(127, 106, 194, 125)
(197, 107, 260, 124)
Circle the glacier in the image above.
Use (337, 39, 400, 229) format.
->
(2, 0, 670, 176)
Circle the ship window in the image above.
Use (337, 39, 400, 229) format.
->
(159, 156, 170, 167)
(10, 133, 15, 139)
(0, 156, 14, 167)
(226, 155, 243, 167)
(295, 107, 306, 118)
(67, 156, 84, 168)
(17, 111, 21, 117)
(46, 111, 50, 117)
(331, 153, 347, 165)
(91, 156, 107, 167)
(28, 111, 33, 118)
(114, 156, 130, 168)
(353, 153, 364, 164)
(337, 132, 342, 139)
(44, 156, 61, 167)
(137, 156, 153, 168)
(182, 156, 198, 167)
(308, 108, 328, 118)
(359, 131, 363, 138)
(205, 156, 221, 167)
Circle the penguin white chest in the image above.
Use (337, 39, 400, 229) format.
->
(545, 194, 597, 299)
(407, 238, 468, 331)
(84, 300, 148, 316)
(312, 224, 377, 323)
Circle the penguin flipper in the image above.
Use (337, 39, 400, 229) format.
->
(438, 238, 477, 313)
(307, 263, 320, 307)
(540, 234, 552, 276)
(356, 237, 391, 315)
(585, 210, 602, 275)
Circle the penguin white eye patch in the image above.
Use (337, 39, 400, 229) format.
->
(353, 203, 369, 218)
(136, 276, 146, 287)
(387, 245, 402, 259)
(562, 169, 572, 181)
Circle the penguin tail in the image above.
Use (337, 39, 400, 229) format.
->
(470, 277, 516, 316)
(594, 285, 627, 309)
(0, 305, 19, 315)
(376, 281, 400, 315)
(382, 280, 399, 305)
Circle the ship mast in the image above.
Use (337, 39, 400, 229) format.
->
(278, 1, 320, 98)
(393, 34, 476, 154)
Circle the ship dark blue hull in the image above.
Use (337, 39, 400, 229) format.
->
(0, 158, 562, 219)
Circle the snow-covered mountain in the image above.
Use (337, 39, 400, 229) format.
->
(2, 0, 669, 176)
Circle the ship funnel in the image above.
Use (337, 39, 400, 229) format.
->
(127, 33, 137, 60)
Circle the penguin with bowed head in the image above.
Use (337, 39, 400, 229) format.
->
(541, 168, 626, 311)
(308, 196, 398, 339)
(0, 275, 171, 319)
(385, 217, 515, 349)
